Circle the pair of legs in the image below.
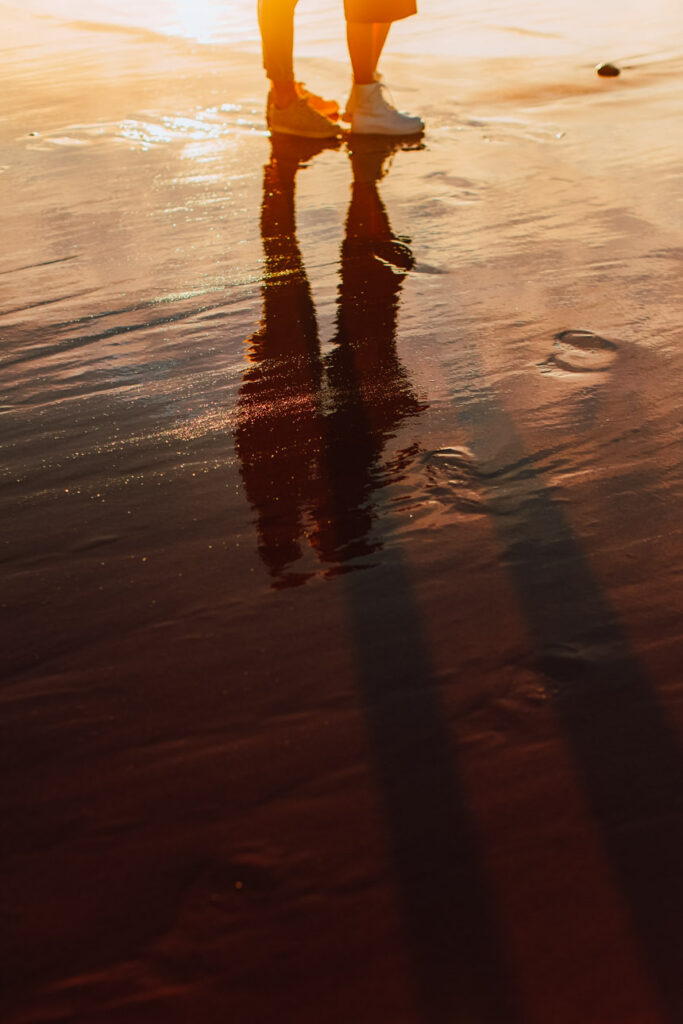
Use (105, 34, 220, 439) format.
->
(257, 0, 390, 108)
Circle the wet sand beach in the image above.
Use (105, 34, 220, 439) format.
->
(2, 1, 683, 1021)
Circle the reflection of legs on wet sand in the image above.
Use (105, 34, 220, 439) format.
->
(235, 137, 424, 581)
(313, 139, 424, 567)
(234, 138, 332, 586)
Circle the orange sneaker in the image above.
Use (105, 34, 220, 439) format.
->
(296, 83, 340, 121)
(267, 95, 342, 139)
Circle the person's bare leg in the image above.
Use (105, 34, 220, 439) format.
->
(346, 22, 390, 83)
(270, 80, 298, 108)
(371, 23, 390, 76)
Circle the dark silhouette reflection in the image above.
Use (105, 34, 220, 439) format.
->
(235, 139, 520, 1023)
(315, 142, 424, 567)
(235, 135, 423, 585)
(234, 137, 328, 586)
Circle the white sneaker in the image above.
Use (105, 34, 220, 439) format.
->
(267, 95, 341, 139)
(341, 74, 382, 122)
(347, 82, 423, 136)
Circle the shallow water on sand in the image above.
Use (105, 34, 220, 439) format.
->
(2, 1, 683, 1022)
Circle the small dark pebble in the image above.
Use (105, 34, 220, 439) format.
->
(596, 62, 621, 77)
(28, 131, 39, 136)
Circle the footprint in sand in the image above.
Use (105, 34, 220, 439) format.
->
(541, 329, 619, 376)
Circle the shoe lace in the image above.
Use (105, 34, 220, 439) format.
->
(376, 80, 398, 111)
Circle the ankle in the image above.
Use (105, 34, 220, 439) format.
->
(269, 80, 297, 108)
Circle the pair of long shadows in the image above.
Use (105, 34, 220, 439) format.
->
(233, 136, 519, 1021)
(233, 137, 683, 1022)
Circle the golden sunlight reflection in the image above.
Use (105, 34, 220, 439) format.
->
(13, 0, 259, 45)
(12, 0, 683, 55)
(169, 0, 223, 42)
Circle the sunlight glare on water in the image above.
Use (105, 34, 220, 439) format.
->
(11, 0, 683, 57)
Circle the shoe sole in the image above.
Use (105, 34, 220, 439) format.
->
(349, 126, 424, 137)
(269, 125, 342, 140)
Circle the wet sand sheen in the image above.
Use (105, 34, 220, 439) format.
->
(2, 1, 683, 1021)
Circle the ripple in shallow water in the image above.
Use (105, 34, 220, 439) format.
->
(417, 446, 488, 519)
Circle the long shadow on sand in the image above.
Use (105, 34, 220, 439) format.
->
(234, 136, 520, 1023)
(463, 387, 683, 1021)
(235, 132, 683, 1022)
